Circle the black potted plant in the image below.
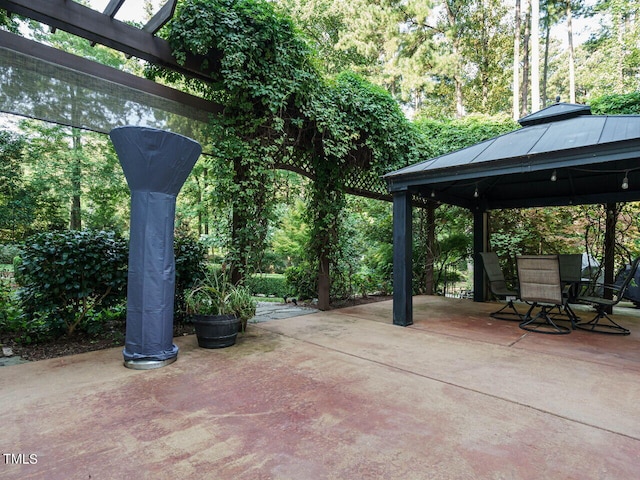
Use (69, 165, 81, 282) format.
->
(185, 270, 256, 348)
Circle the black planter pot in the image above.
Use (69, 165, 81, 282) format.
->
(192, 314, 241, 348)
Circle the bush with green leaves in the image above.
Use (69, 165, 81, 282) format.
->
(245, 274, 287, 297)
(590, 92, 640, 115)
(12, 255, 23, 286)
(0, 244, 22, 264)
(174, 231, 207, 322)
(284, 262, 317, 300)
(17, 230, 128, 338)
(0, 279, 21, 331)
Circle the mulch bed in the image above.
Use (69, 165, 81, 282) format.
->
(3, 295, 392, 362)
(2, 321, 196, 363)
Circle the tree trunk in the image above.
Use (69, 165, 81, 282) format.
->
(604, 203, 618, 312)
(479, 4, 489, 110)
(542, 8, 551, 106)
(203, 168, 209, 236)
(566, 1, 576, 103)
(513, 0, 521, 120)
(231, 157, 247, 286)
(530, 0, 540, 112)
(616, 11, 624, 92)
(318, 251, 330, 310)
(69, 128, 82, 230)
(445, 2, 465, 118)
(424, 202, 436, 295)
(521, 1, 531, 117)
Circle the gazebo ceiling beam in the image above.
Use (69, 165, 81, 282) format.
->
(484, 189, 640, 210)
(0, 0, 213, 83)
(417, 190, 475, 210)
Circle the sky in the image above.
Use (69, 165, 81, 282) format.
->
(84, 0, 165, 23)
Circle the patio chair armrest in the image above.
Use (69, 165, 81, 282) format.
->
(578, 280, 617, 296)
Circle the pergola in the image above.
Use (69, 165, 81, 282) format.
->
(0, 0, 405, 313)
(384, 102, 640, 326)
(0, 0, 392, 202)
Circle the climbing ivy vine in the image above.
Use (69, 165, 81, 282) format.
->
(154, 0, 423, 304)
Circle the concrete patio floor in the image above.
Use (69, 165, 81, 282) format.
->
(2, 296, 640, 479)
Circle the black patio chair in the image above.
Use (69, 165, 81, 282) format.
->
(574, 257, 640, 335)
(479, 252, 521, 321)
(556, 253, 583, 329)
(517, 255, 571, 335)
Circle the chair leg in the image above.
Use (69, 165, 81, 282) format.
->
(519, 303, 571, 335)
(550, 304, 579, 329)
(490, 300, 522, 321)
(574, 309, 630, 335)
(564, 304, 580, 329)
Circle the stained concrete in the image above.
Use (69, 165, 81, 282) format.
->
(1, 296, 639, 479)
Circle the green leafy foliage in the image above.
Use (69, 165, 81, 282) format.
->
(284, 261, 317, 300)
(0, 9, 20, 33)
(173, 231, 207, 322)
(184, 269, 256, 322)
(414, 113, 519, 158)
(158, 0, 320, 283)
(159, 0, 423, 300)
(0, 130, 36, 242)
(0, 244, 21, 264)
(167, 0, 316, 112)
(245, 274, 287, 297)
(590, 92, 640, 115)
(0, 279, 20, 332)
(17, 230, 128, 338)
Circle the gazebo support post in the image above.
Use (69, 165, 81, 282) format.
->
(473, 209, 489, 302)
(424, 202, 436, 295)
(393, 190, 413, 326)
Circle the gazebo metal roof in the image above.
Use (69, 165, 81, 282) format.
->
(384, 103, 640, 210)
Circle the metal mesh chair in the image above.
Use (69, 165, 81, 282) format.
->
(574, 257, 640, 335)
(479, 252, 521, 321)
(517, 255, 571, 334)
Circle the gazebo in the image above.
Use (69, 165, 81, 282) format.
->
(384, 103, 640, 326)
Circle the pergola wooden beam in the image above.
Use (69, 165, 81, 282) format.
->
(103, 0, 126, 18)
(143, 0, 177, 35)
(0, 0, 213, 82)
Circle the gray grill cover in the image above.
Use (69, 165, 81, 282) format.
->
(110, 126, 201, 363)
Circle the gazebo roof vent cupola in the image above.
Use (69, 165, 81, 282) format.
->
(518, 102, 592, 127)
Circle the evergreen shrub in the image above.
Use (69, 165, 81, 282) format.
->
(284, 262, 317, 300)
(17, 230, 128, 338)
(174, 232, 207, 322)
(0, 244, 21, 264)
(245, 274, 287, 298)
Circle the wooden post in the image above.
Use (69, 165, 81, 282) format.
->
(317, 253, 330, 311)
(425, 202, 436, 295)
(393, 191, 413, 326)
(473, 209, 488, 302)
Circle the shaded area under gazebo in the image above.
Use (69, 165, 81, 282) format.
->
(384, 103, 640, 326)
